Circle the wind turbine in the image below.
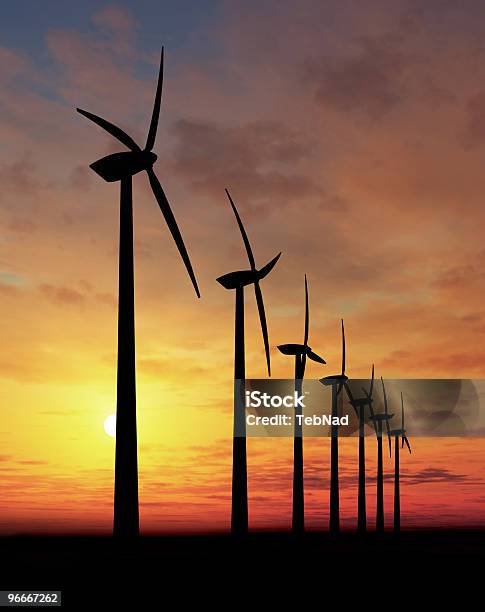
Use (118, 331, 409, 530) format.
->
(319, 320, 347, 534)
(369, 377, 393, 533)
(277, 275, 326, 533)
(344, 365, 375, 533)
(76, 48, 200, 537)
(388, 392, 412, 533)
(217, 188, 281, 535)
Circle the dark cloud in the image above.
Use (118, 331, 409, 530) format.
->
(461, 312, 485, 324)
(138, 357, 211, 378)
(134, 239, 152, 259)
(39, 283, 86, 306)
(0, 282, 19, 296)
(317, 194, 349, 213)
(38, 280, 115, 308)
(463, 91, 485, 148)
(6, 217, 37, 234)
(95, 292, 116, 307)
(0, 155, 50, 197)
(381, 348, 485, 374)
(169, 118, 318, 208)
(248, 462, 476, 493)
(0, 359, 40, 383)
(385, 467, 472, 486)
(68, 165, 92, 192)
(306, 35, 405, 119)
(91, 5, 137, 34)
(466, 426, 485, 436)
(431, 263, 484, 289)
(384, 349, 412, 363)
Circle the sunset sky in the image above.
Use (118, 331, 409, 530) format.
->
(1, 0, 485, 533)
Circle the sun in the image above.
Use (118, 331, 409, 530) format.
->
(104, 414, 116, 438)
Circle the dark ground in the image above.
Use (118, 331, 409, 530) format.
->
(0, 531, 483, 607)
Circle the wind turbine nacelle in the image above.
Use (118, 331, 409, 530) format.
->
(319, 374, 348, 387)
(216, 269, 258, 289)
(277, 343, 326, 364)
(278, 343, 307, 356)
(89, 150, 157, 182)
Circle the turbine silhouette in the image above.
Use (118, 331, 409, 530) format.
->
(76, 47, 200, 537)
(345, 365, 375, 533)
(369, 377, 394, 533)
(277, 275, 325, 533)
(217, 188, 280, 535)
(319, 320, 347, 534)
(388, 392, 412, 533)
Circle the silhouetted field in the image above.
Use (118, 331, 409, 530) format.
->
(0, 531, 482, 606)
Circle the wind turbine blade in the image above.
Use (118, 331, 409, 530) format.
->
(368, 401, 378, 435)
(147, 167, 200, 297)
(145, 47, 164, 152)
(386, 420, 391, 457)
(254, 280, 271, 376)
(381, 377, 388, 415)
(401, 392, 405, 429)
(369, 364, 374, 398)
(404, 436, 411, 454)
(344, 381, 355, 404)
(76, 108, 141, 152)
(337, 381, 344, 396)
(341, 319, 346, 376)
(258, 253, 281, 280)
(225, 189, 255, 271)
(307, 350, 326, 364)
(345, 383, 358, 417)
(303, 274, 309, 347)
